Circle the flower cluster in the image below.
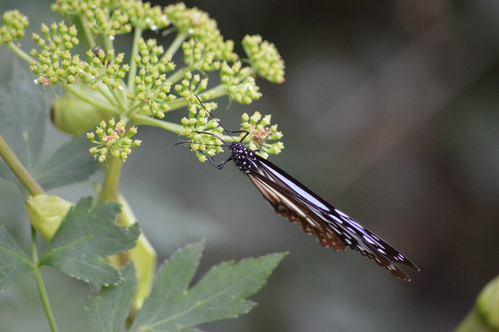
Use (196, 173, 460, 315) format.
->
(174, 72, 208, 99)
(123, 1, 169, 31)
(243, 35, 285, 84)
(180, 97, 224, 162)
(127, 38, 176, 118)
(14, 1, 286, 163)
(87, 119, 141, 162)
(30, 22, 81, 86)
(220, 61, 261, 104)
(183, 39, 221, 72)
(240, 111, 284, 158)
(51, 0, 112, 15)
(165, 2, 237, 62)
(85, 5, 132, 38)
(84, 47, 130, 90)
(179, 95, 284, 161)
(52, 0, 168, 37)
(0, 10, 29, 45)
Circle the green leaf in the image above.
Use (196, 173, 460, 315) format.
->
(39, 197, 140, 285)
(0, 60, 101, 193)
(86, 263, 137, 332)
(0, 60, 49, 193)
(36, 134, 101, 190)
(0, 224, 33, 290)
(130, 241, 286, 332)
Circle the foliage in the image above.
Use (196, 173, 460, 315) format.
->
(0, 1, 286, 331)
(86, 242, 285, 332)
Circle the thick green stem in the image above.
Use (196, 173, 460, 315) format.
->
(32, 227, 59, 332)
(0, 134, 44, 195)
(98, 157, 123, 204)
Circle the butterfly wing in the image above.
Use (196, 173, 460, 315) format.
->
(248, 173, 346, 251)
(248, 156, 419, 280)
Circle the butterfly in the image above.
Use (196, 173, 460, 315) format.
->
(185, 98, 420, 281)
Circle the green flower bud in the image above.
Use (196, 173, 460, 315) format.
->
(51, 86, 114, 135)
(476, 275, 499, 329)
(26, 194, 74, 241)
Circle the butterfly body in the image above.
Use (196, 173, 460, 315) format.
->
(208, 141, 419, 280)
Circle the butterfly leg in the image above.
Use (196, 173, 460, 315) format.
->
(198, 151, 234, 170)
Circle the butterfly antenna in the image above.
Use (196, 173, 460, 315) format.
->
(194, 94, 249, 142)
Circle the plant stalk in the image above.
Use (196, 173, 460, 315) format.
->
(0, 134, 44, 195)
(98, 156, 123, 204)
(31, 227, 59, 332)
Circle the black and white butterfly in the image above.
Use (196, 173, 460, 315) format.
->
(185, 99, 419, 281)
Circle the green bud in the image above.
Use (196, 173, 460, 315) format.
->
(475, 275, 499, 329)
(51, 86, 114, 135)
(197, 153, 207, 162)
(26, 194, 74, 241)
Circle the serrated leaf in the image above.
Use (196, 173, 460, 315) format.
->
(86, 263, 137, 332)
(35, 134, 101, 190)
(130, 241, 286, 332)
(0, 60, 49, 193)
(0, 224, 33, 290)
(39, 197, 140, 285)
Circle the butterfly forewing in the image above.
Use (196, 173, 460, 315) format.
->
(245, 153, 419, 280)
(249, 171, 414, 280)
(248, 173, 346, 250)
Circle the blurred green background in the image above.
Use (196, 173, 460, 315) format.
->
(2, 0, 499, 331)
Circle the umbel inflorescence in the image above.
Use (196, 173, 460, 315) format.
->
(0, 1, 285, 162)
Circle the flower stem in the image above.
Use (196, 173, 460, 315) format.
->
(131, 114, 185, 134)
(32, 226, 59, 332)
(199, 84, 229, 100)
(78, 15, 96, 47)
(127, 27, 144, 92)
(6, 42, 35, 63)
(165, 66, 190, 85)
(95, 83, 119, 106)
(62, 83, 122, 115)
(130, 114, 236, 142)
(98, 157, 123, 204)
(0, 134, 44, 195)
(165, 31, 188, 57)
